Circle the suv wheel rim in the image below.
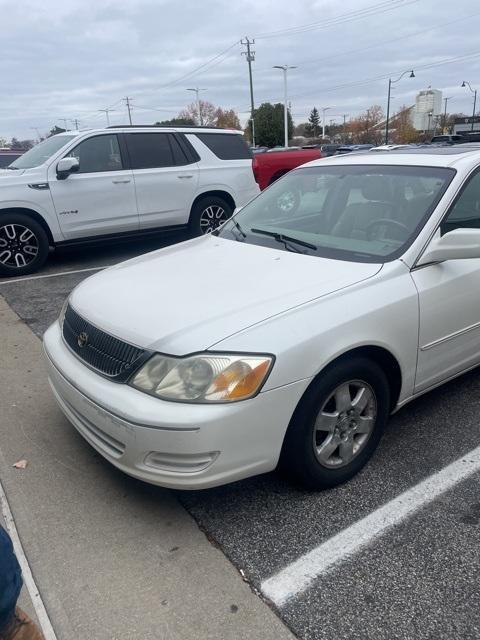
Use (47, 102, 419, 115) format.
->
(0, 224, 39, 268)
(199, 205, 228, 234)
(313, 380, 377, 468)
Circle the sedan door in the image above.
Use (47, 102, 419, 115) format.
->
(49, 133, 138, 240)
(124, 132, 199, 229)
(411, 169, 480, 392)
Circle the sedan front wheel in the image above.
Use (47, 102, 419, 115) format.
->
(280, 357, 390, 489)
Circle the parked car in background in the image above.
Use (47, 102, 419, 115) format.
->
(430, 134, 465, 145)
(0, 149, 23, 168)
(335, 144, 375, 155)
(44, 145, 480, 490)
(369, 144, 413, 152)
(321, 144, 342, 156)
(0, 126, 259, 276)
(252, 147, 322, 192)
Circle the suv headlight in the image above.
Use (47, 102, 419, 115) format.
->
(130, 353, 274, 403)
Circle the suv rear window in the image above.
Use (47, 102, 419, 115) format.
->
(194, 133, 252, 160)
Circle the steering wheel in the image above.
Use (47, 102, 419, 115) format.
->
(365, 218, 410, 241)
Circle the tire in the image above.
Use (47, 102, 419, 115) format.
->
(280, 357, 390, 490)
(189, 196, 233, 236)
(0, 214, 50, 277)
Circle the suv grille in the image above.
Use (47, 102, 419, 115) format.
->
(62, 305, 146, 381)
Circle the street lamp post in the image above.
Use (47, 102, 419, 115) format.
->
(321, 107, 332, 139)
(385, 70, 415, 144)
(273, 65, 296, 147)
(461, 81, 477, 132)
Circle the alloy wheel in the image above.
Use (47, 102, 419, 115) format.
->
(199, 205, 228, 234)
(0, 224, 39, 268)
(313, 380, 377, 468)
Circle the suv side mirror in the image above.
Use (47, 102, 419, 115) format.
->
(417, 228, 480, 265)
(56, 157, 79, 180)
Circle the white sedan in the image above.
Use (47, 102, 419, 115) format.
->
(44, 148, 480, 490)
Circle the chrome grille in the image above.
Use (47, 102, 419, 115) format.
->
(63, 305, 146, 380)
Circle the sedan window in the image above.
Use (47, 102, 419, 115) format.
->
(441, 170, 480, 235)
(218, 165, 454, 263)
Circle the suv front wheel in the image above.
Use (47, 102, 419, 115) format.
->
(189, 196, 233, 236)
(0, 213, 50, 277)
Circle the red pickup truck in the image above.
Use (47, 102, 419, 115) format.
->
(252, 148, 322, 191)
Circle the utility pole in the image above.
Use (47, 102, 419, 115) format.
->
(241, 37, 256, 146)
(98, 108, 115, 126)
(442, 97, 452, 133)
(70, 119, 80, 130)
(342, 114, 349, 142)
(187, 88, 206, 125)
(124, 97, 133, 125)
(461, 81, 477, 132)
(60, 118, 70, 130)
(273, 65, 296, 148)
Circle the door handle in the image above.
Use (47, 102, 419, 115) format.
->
(112, 179, 131, 184)
(178, 175, 194, 179)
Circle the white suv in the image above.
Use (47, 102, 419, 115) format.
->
(0, 126, 259, 276)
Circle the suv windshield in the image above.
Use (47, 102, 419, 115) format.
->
(218, 164, 454, 263)
(9, 134, 77, 169)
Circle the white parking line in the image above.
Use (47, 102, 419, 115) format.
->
(0, 478, 58, 640)
(261, 445, 480, 607)
(0, 265, 110, 285)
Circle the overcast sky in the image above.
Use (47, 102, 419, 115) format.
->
(2, 0, 480, 140)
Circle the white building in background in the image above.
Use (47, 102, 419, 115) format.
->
(413, 89, 442, 131)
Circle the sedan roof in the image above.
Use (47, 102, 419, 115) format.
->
(305, 144, 480, 169)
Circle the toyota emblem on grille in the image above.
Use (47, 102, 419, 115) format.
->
(77, 332, 89, 348)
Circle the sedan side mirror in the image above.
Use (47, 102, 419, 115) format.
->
(417, 227, 480, 265)
(56, 157, 79, 180)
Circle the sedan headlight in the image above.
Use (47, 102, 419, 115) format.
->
(130, 353, 274, 403)
(59, 297, 69, 329)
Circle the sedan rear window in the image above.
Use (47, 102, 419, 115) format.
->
(194, 133, 252, 160)
(218, 164, 455, 263)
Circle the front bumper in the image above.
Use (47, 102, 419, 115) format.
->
(43, 321, 311, 489)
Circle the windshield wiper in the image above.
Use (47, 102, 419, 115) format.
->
(231, 218, 247, 239)
(6, 166, 19, 170)
(250, 227, 317, 253)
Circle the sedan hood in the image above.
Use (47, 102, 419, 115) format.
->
(70, 236, 382, 354)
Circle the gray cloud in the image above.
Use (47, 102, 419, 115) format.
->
(1, 0, 480, 139)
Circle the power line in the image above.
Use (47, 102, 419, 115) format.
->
(255, 0, 418, 39)
(157, 41, 240, 90)
(259, 10, 480, 73)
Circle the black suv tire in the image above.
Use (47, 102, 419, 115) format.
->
(0, 213, 50, 277)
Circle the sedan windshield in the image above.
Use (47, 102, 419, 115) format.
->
(10, 134, 77, 169)
(218, 164, 455, 262)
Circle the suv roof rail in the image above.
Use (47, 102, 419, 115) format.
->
(106, 124, 239, 130)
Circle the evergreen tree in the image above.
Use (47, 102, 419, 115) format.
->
(306, 107, 320, 138)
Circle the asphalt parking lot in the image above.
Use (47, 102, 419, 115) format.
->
(1, 235, 480, 640)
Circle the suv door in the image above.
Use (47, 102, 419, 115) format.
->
(124, 132, 199, 229)
(48, 133, 138, 240)
(412, 169, 480, 392)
